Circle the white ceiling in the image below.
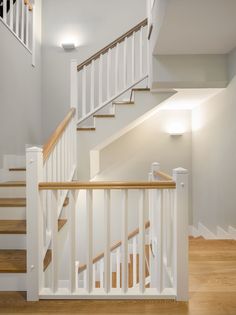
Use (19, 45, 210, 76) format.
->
(155, 0, 236, 55)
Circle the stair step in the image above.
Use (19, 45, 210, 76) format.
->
(0, 197, 69, 208)
(0, 249, 51, 273)
(132, 88, 150, 92)
(0, 219, 67, 234)
(8, 168, 26, 172)
(0, 181, 26, 188)
(77, 127, 96, 131)
(93, 114, 115, 118)
(113, 101, 134, 105)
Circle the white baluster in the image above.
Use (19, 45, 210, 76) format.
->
(51, 190, 59, 293)
(82, 66, 87, 117)
(139, 27, 143, 78)
(99, 54, 103, 106)
(93, 264, 96, 289)
(139, 189, 145, 293)
(68, 190, 76, 293)
(115, 43, 119, 94)
(70, 59, 78, 109)
(131, 32, 135, 83)
(132, 236, 137, 287)
(83, 270, 87, 290)
(172, 168, 189, 301)
(86, 189, 93, 293)
(16, 0, 20, 36)
(25, 2, 29, 47)
(121, 189, 128, 293)
(100, 259, 104, 289)
(9, 0, 13, 29)
(3, 0, 7, 23)
(116, 247, 121, 289)
(107, 49, 111, 100)
(123, 38, 127, 88)
(21, 0, 25, 42)
(157, 189, 163, 293)
(104, 189, 111, 293)
(90, 59, 95, 112)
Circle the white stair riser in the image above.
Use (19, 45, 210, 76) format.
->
(0, 274, 26, 291)
(0, 235, 26, 249)
(0, 187, 26, 198)
(0, 207, 26, 220)
(2, 172, 26, 182)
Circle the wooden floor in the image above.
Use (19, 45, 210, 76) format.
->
(0, 237, 236, 314)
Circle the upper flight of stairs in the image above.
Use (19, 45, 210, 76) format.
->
(77, 87, 175, 180)
(0, 168, 68, 290)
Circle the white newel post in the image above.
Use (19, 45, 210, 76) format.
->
(172, 167, 189, 301)
(70, 59, 78, 110)
(26, 147, 44, 301)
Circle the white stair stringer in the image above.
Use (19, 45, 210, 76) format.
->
(189, 223, 235, 240)
(77, 90, 175, 180)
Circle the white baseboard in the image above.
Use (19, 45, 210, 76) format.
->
(217, 226, 232, 239)
(228, 226, 236, 240)
(189, 222, 236, 240)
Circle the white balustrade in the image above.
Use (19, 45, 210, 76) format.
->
(0, 0, 34, 52)
(76, 20, 149, 124)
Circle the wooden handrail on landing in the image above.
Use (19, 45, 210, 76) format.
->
(77, 19, 148, 71)
(155, 171, 173, 181)
(78, 221, 150, 273)
(39, 180, 176, 190)
(43, 108, 76, 163)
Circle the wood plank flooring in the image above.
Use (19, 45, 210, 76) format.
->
(0, 238, 236, 314)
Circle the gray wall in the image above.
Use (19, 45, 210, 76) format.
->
(0, 0, 42, 167)
(41, 0, 146, 141)
(192, 46, 236, 231)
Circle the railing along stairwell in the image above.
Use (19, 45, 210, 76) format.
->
(74, 18, 149, 123)
(0, 0, 34, 53)
(26, 19, 189, 302)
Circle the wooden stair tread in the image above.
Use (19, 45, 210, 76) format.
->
(0, 219, 67, 234)
(0, 250, 51, 273)
(0, 197, 69, 208)
(8, 168, 26, 172)
(77, 127, 96, 131)
(93, 114, 115, 118)
(0, 181, 26, 187)
(132, 88, 150, 92)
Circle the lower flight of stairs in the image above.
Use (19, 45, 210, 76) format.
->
(0, 167, 68, 291)
(92, 245, 150, 289)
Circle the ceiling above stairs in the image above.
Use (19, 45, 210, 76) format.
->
(155, 0, 236, 55)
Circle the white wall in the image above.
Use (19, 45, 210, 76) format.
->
(41, 0, 146, 141)
(0, 0, 42, 167)
(98, 109, 192, 219)
(152, 54, 228, 89)
(192, 47, 236, 231)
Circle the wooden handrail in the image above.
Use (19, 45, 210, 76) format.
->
(43, 108, 76, 163)
(78, 221, 150, 273)
(155, 171, 173, 181)
(77, 18, 148, 71)
(39, 180, 176, 190)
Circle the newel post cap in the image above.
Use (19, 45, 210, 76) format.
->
(173, 167, 188, 175)
(151, 162, 160, 172)
(26, 146, 43, 153)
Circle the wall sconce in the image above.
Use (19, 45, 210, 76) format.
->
(61, 43, 76, 51)
(167, 122, 185, 136)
